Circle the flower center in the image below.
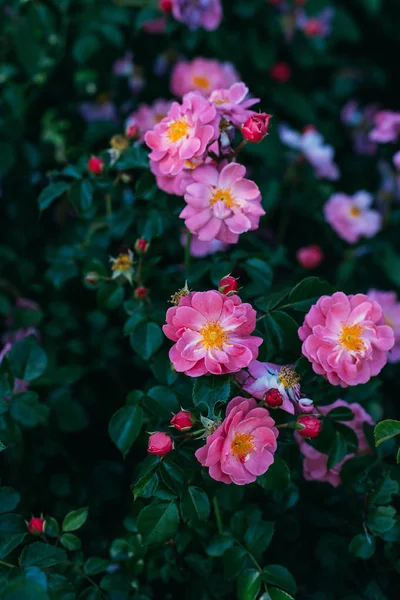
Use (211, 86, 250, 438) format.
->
(210, 188, 237, 209)
(231, 432, 255, 463)
(199, 321, 227, 350)
(154, 113, 165, 123)
(167, 119, 189, 143)
(214, 97, 228, 105)
(339, 323, 365, 353)
(193, 75, 210, 90)
(111, 253, 134, 272)
(349, 206, 361, 217)
(278, 366, 300, 388)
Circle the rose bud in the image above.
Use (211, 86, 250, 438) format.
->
(85, 271, 101, 287)
(296, 245, 323, 269)
(135, 238, 150, 254)
(270, 61, 292, 83)
(296, 415, 322, 439)
(170, 410, 194, 431)
(242, 113, 271, 143)
(148, 432, 173, 456)
(159, 0, 172, 12)
(135, 286, 148, 300)
(28, 516, 45, 535)
(263, 388, 283, 409)
(218, 275, 238, 296)
(88, 156, 104, 175)
(126, 123, 139, 139)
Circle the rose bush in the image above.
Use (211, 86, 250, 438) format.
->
(0, 0, 400, 599)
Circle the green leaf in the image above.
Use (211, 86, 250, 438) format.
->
(146, 386, 179, 419)
(38, 181, 70, 211)
(0, 514, 27, 558)
(262, 565, 296, 595)
(287, 277, 334, 312)
(367, 506, 396, 535)
(60, 533, 81, 551)
(20, 542, 67, 568)
(62, 506, 88, 532)
(244, 520, 274, 557)
(397, 447, 400, 464)
(237, 569, 261, 600)
(8, 336, 47, 382)
(130, 322, 163, 360)
(114, 145, 149, 170)
(223, 546, 248, 580)
(206, 532, 234, 557)
(244, 258, 273, 295)
(43, 517, 59, 538)
(0, 487, 20, 514)
(327, 432, 348, 470)
(97, 285, 125, 311)
(80, 179, 94, 211)
(84, 557, 111, 575)
(268, 589, 295, 600)
(160, 462, 185, 494)
(264, 311, 300, 354)
(326, 406, 354, 421)
(349, 533, 376, 560)
(132, 455, 161, 500)
(193, 375, 231, 418)
(10, 392, 49, 427)
(108, 405, 143, 458)
(374, 420, 400, 446)
(137, 502, 179, 545)
(181, 487, 210, 522)
(370, 477, 399, 505)
(3, 577, 49, 600)
(257, 459, 290, 491)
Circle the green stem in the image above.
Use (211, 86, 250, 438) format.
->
(235, 540, 268, 593)
(0, 559, 15, 569)
(106, 194, 112, 218)
(184, 229, 192, 279)
(213, 497, 223, 534)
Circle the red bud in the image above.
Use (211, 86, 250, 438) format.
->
(88, 156, 104, 174)
(170, 410, 194, 431)
(135, 286, 148, 300)
(159, 0, 172, 12)
(242, 113, 271, 143)
(218, 275, 238, 296)
(296, 415, 322, 438)
(28, 517, 45, 535)
(270, 62, 292, 83)
(148, 432, 173, 456)
(135, 238, 150, 254)
(263, 388, 284, 409)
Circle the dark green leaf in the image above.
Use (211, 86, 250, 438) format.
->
(206, 532, 234, 557)
(327, 432, 348, 470)
(108, 405, 143, 458)
(327, 406, 354, 421)
(258, 459, 290, 491)
(237, 569, 261, 600)
(193, 375, 231, 418)
(244, 520, 274, 557)
(8, 337, 47, 382)
(146, 386, 179, 419)
(20, 542, 67, 568)
(160, 462, 185, 494)
(0, 487, 20, 514)
(130, 322, 163, 360)
(137, 502, 179, 545)
(367, 506, 396, 535)
(262, 565, 296, 595)
(349, 534, 376, 559)
(60, 533, 81, 551)
(287, 277, 334, 312)
(374, 420, 400, 447)
(62, 506, 88, 532)
(84, 557, 111, 576)
(38, 181, 70, 211)
(181, 487, 210, 522)
(0, 514, 27, 558)
(268, 589, 295, 600)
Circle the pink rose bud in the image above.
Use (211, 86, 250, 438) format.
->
(135, 286, 148, 300)
(304, 19, 323, 37)
(296, 245, 323, 269)
(85, 271, 101, 287)
(135, 238, 150, 254)
(159, 0, 172, 12)
(296, 415, 322, 439)
(148, 432, 173, 456)
(270, 62, 292, 83)
(126, 123, 139, 139)
(218, 275, 238, 296)
(170, 410, 194, 431)
(28, 517, 45, 535)
(263, 388, 283, 409)
(242, 113, 271, 143)
(88, 156, 104, 175)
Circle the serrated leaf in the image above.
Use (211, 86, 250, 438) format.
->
(349, 533, 376, 560)
(374, 420, 400, 447)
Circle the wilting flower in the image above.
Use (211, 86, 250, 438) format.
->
(180, 232, 229, 257)
(180, 162, 265, 244)
(370, 110, 400, 143)
(296, 400, 374, 487)
(367, 290, 400, 363)
(126, 99, 173, 141)
(170, 57, 239, 98)
(323, 191, 382, 244)
(279, 124, 340, 180)
(163, 290, 263, 377)
(296, 245, 323, 269)
(171, 0, 223, 31)
(209, 83, 260, 127)
(299, 292, 394, 387)
(195, 396, 278, 485)
(145, 92, 219, 176)
(110, 250, 135, 285)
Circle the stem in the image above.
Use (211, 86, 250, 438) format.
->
(0, 559, 15, 569)
(105, 194, 112, 218)
(233, 139, 248, 156)
(235, 540, 268, 593)
(184, 229, 192, 278)
(136, 256, 143, 284)
(213, 497, 223, 534)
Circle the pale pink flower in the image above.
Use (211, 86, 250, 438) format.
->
(163, 291, 263, 377)
(370, 110, 400, 143)
(296, 244, 323, 269)
(209, 83, 260, 127)
(323, 191, 382, 244)
(180, 232, 229, 257)
(145, 92, 219, 176)
(299, 292, 394, 387)
(367, 290, 400, 363)
(171, 0, 222, 31)
(170, 57, 239, 98)
(180, 162, 265, 244)
(149, 159, 195, 196)
(195, 396, 278, 485)
(126, 99, 173, 141)
(296, 400, 374, 487)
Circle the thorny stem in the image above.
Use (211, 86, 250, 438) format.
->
(213, 497, 223, 535)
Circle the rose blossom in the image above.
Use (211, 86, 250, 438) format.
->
(370, 110, 400, 143)
(299, 292, 394, 387)
(180, 232, 229, 257)
(195, 396, 278, 485)
(126, 100, 173, 141)
(171, 0, 223, 31)
(367, 290, 400, 363)
(180, 162, 265, 244)
(163, 290, 263, 377)
(296, 244, 323, 269)
(209, 83, 260, 127)
(145, 92, 219, 176)
(323, 191, 382, 244)
(242, 113, 271, 143)
(296, 400, 374, 487)
(170, 57, 239, 98)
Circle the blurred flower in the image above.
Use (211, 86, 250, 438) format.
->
(110, 250, 134, 285)
(270, 61, 292, 82)
(296, 244, 323, 269)
(296, 7, 335, 38)
(324, 191, 381, 244)
(113, 52, 134, 77)
(209, 82, 260, 127)
(370, 110, 400, 143)
(171, 0, 223, 31)
(341, 101, 379, 155)
(125, 99, 173, 141)
(142, 17, 167, 34)
(79, 94, 117, 123)
(170, 57, 239, 98)
(195, 396, 278, 485)
(135, 286, 148, 300)
(88, 156, 104, 174)
(299, 292, 394, 387)
(367, 290, 400, 363)
(180, 232, 229, 257)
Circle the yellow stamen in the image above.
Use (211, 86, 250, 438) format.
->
(169, 283, 190, 306)
(278, 366, 300, 388)
(339, 323, 365, 353)
(167, 119, 189, 143)
(385, 315, 394, 329)
(209, 188, 238, 209)
(111, 253, 134, 272)
(231, 432, 255, 463)
(193, 75, 210, 90)
(199, 321, 227, 350)
(214, 98, 228, 105)
(350, 206, 361, 217)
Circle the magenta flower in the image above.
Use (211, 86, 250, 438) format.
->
(209, 83, 260, 127)
(323, 191, 382, 244)
(145, 93, 219, 176)
(180, 162, 265, 244)
(370, 110, 400, 143)
(170, 57, 239, 99)
(180, 232, 229, 257)
(296, 400, 374, 487)
(367, 290, 400, 363)
(171, 0, 222, 31)
(163, 291, 263, 377)
(299, 292, 394, 387)
(195, 396, 278, 485)
(126, 99, 173, 141)
(150, 159, 195, 196)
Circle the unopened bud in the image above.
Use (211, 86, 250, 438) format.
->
(170, 410, 194, 431)
(263, 388, 283, 409)
(218, 275, 238, 296)
(88, 156, 104, 174)
(296, 415, 322, 438)
(28, 517, 45, 535)
(148, 432, 173, 456)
